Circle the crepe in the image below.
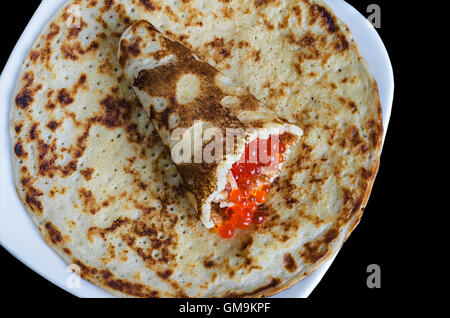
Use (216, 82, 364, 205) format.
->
(119, 20, 303, 229)
(10, 0, 382, 297)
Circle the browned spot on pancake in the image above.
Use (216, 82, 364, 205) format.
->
(293, 31, 323, 64)
(342, 189, 363, 217)
(178, 34, 190, 44)
(119, 202, 179, 269)
(61, 41, 99, 61)
(293, 5, 302, 18)
(101, 196, 116, 207)
(301, 228, 338, 264)
(119, 36, 141, 65)
(221, 6, 234, 19)
(73, 259, 159, 297)
(46, 102, 56, 110)
(45, 222, 64, 244)
(46, 23, 60, 41)
(238, 40, 249, 49)
(348, 101, 358, 113)
(67, 18, 88, 40)
(28, 123, 39, 141)
(203, 258, 216, 268)
(57, 89, 74, 106)
(309, 4, 337, 33)
(157, 270, 173, 279)
(73, 259, 98, 276)
(263, 19, 274, 30)
(224, 277, 281, 297)
(348, 126, 363, 147)
(206, 36, 234, 63)
(334, 34, 349, 52)
(137, 182, 147, 190)
(300, 32, 316, 47)
(63, 248, 72, 255)
(15, 72, 41, 109)
(97, 95, 134, 128)
(61, 45, 78, 60)
(98, 59, 116, 75)
(87, 0, 99, 8)
(360, 167, 373, 180)
(107, 242, 120, 261)
(47, 89, 55, 98)
(29, 50, 40, 62)
(32, 119, 89, 178)
(88, 218, 130, 242)
(66, 220, 77, 229)
(253, 49, 261, 62)
(285, 197, 298, 208)
(366, 119, 376, 128)
(105, 274, 159, 297)
(283, 253, 298, 272)
(139, 0, 159, 11)
(14, 142, 27, 158)
(254, 0, 274, 8)
(102, 0, 114, 11)
(29, 33, 53, 69)
(80, 167, 95, 181)
(293, 63, 302, 75)
(359, 144, 369, 154)
(78, 188, 100, 214)
(263, 81, 271, 89)
(366, 117, 383, 148)
(26, 193, 44, 214)
(164, 5, 179, 22)
(47, 120, 61, 131)
(14, 123, 23, 134)
(20, 168, 44, 214)
(125, 124, 144, 144)
(77, 73, 87, 87)
(240, 237, 253, 251)
(278, 14, 290, 29)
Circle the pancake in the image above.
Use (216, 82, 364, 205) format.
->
(119, 20, 303, 230)
(10, 0, 382, 297)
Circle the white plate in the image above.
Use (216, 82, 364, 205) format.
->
(0, 0, 393, 298)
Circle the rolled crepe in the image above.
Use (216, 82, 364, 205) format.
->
(119, 21, 302, 229)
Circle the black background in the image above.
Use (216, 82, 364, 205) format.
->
(0, 0, 420, 303)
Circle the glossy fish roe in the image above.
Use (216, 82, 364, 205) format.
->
(218, 135, 287, 238)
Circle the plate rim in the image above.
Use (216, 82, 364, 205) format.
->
(0, 0, 394, 298)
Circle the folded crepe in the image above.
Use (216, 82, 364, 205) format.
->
(119, 21, 302, 232)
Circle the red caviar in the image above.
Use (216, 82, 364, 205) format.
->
(252, 211, 266, 224)
(218, 134, 287, 238)
(255, 190, 267, 204)
(229, 189, 243, 203)
(219, 223, 235, 238)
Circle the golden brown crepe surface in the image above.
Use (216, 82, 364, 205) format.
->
(10, 0, 382, 297)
